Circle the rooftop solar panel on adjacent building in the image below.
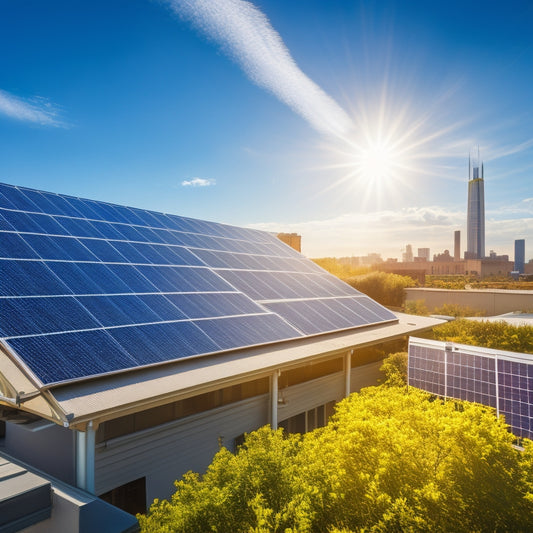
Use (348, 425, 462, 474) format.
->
(409, 338, 533, 440)
(0, 182, 397, 385)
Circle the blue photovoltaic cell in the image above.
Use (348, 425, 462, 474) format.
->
(77, 294, 166, 326)
(105, 264, 158, 293)
(0, 213, 14, 231)
(30, 213, 71, 236)
(109, 321, 219, 365)
(1, 209, 48, 234)
(131, 243, 173, 265)
(263, 301, 329, 335)
(134, 294, 187, 321)
(6, 330, 137, 384)
(131, 225, 165, 244)
(0, 182, 398, 385)
(0, 192, 17, 210)
(58, 217, 106, 239)
(0, 297, 100, 338)
(20, 189, 67, 216)
(90, 220, 129, 241)
(0, 184, 40, 212)
(20, 234, 77, 261)
(78, 238, 127, 263)
(408, 344, 446, 397)
(195, 314, 301, 351)
(166, 292, 265, 319)
(0, 232, 40, 259)
(109, 241, 149, 263)
(0, 260, 71, 296)
(356, 297, 397, 322)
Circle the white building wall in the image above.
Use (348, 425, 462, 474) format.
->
(95, 394, 269, 503)
(94, 360, 384, 506)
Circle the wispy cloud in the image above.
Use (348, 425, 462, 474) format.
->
(249, 206, 465, 258)
(0, 89, 65, 127)
(181, 177, 216, 187)
(486, 137, 533, 161)
(166, 0, 354, 138)
(249, 204, 531, 260)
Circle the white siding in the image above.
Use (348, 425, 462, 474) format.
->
(95, 394, 269, 502)
(95, 361, 383, 506)
(350, 360, 383, 393)
(278, 372, 344, 422)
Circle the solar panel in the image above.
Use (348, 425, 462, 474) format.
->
(408, 339, 533, 439)
(0, 182, 397, 385)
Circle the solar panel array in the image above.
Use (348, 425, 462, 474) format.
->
(408, 339, 533, 440)
(0, 182, 397, 386)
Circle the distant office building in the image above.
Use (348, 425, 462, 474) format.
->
(402, 244, 413, 263)
(277, 232, 301, 252)
(433, 250, 452, 262)
(454, 230, 461, 261)
(466, 147, 485, 259)
(515, 239, 525, 274)
(417, 248, 430, 261)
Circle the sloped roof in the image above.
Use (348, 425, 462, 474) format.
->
(0, 182, 397, 387)
(0, 182, 443, 426)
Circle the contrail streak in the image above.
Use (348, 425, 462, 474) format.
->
(166, 0, 354, 138)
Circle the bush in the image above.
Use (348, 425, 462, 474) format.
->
(380, 352, 408, 386)
(433, 319, 533, 354)
(139, 387, 533, 533)
(344, 271, 416, 307)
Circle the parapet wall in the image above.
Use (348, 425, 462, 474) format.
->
(405, 288, 533, 315)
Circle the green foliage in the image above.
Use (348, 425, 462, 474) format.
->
(425, 276, 474, 290)
(139, 388, 533, 533)
(138, 427, 307, 533)
(380, 352, 408, 387)
(404, 300, 485, 318)
(433, 319, 533, 354)
(431, 303, 485, 317)
(344, 271, 416, 307)
(425, 275, 533, 291)
(312, 258, 370, 279)
(404, 299, 430, 316)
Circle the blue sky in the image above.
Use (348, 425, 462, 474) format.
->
(1, 0, 532, 260)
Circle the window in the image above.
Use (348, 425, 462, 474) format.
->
(100, 477, 146, 515)
(279, 401, 336, 435)
(97, 377, 270, 443)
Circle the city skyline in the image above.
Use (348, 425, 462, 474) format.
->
(1, 1, 532, 260)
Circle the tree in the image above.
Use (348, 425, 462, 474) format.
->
(139, 387, 533, 532)
(345, 271, 416, 307)
(380, 351, 408, 386)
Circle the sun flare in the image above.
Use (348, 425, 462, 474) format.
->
(354, 138, 401, 183)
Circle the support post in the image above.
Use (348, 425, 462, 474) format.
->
(75, 421, 96, 494)
(271, 370, 279, 430)
(75, 430, 86, 491)
(86, 421, 96, 494)
(345, 350, 353, 397)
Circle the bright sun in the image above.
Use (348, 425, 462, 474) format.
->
(355, 139, 399, 183)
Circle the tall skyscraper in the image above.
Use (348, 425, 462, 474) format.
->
(515, 239, 525, 273)
(454, 230, 461, 261)
(466, 147, 485, 259)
